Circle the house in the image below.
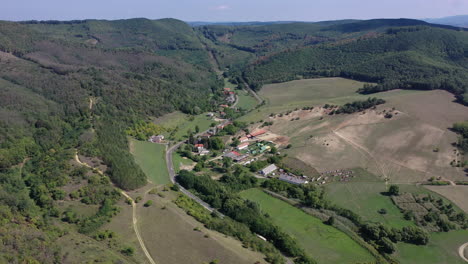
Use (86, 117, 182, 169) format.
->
(224, 151, 240, 159)
(237, 142, 249, 150)
(220, 104, 229, 108)
(195, 143, 204, 149)
(248, 129, 266, 138)
(279, 174, 308, 185)
(260, 164, 278, 176)
(239, 136, 249, 143)
(200, 133, 212, 138)
(149, 135, 164, 143)
(198, 148, 210, 156)
(206, 112, 214, 117)
(224, 87, 231, 91)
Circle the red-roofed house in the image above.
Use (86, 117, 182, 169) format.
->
(195, 144, 204, 148)
(249, 129, 267, 138)
(224, 87, 231, 91)
(239, 136, 248, 142)
(219, 104, 229, 108)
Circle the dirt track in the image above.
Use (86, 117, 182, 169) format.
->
(459, 242, 468, 263)
(74, 152, 157, 264)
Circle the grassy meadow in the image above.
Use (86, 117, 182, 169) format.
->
(154, 111, 217, 141)
(324, 169, 415, 229)
(237, 90, 259, 110)
(239, 77, 423, 122)
(240, 188, 376, 264)
(395, 229, 468, 264)
(129, 138, 169, 185)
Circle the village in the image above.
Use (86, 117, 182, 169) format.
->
(147, 91, 352, 187)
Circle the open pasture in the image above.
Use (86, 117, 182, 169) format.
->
(129, 138, 169, 185)
(154, 111, 217, 141)
(324, 169, 415, 229)
(395, 229, 468, 264)
(240, 188, 376, 264)
(138, 191, 267, 264)
(244, 78, 468, 184)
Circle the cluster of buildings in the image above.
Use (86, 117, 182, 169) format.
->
(259, 165, 309, 185)
(194, 143, 210, 156)
(224, 88, 236, 104)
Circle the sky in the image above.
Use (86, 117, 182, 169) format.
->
(2, 0, 468, 22)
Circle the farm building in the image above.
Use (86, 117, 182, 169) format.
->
(224, 151, 240, 159)
(279, 174, 308, 185)
(260, 164, 278, 176)
(149, 135, 164, 143)
(239, 136, 249, 143)
(248, 129, 267, 138)
(237, 142, 249, 150)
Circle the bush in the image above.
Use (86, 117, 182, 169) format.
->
(144, 200, 153, 207)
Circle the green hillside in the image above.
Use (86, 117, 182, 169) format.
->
(242, 25, 468, 104)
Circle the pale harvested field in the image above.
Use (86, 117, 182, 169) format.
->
(138, 191, 267, 264)
(248, 78, 468, 184)
(425, 186, 468, 213)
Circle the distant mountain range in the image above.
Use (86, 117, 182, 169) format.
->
(189, 15, 468, 28)
(424, 15, 468, 28)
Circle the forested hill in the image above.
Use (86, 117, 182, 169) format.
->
(240, 24, 468, 104)
(0, 18, 228, 262)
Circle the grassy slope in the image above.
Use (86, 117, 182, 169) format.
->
(240, 188, 376, 264)
(324, 168, 415, 229)
(395, 229, 468, 264)
(157, 112, 218, 141)
(129, 138, 169, 185)
(237, 90, 258, 110)
(239, 77, 421, 122)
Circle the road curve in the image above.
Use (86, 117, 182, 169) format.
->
(165, 138, 224, 216)
(74, 152, 157, 264)
(459, 242, 468, 263)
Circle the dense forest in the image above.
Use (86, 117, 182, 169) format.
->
(235, 24, 468, 104)
(0, 18, 224, 262)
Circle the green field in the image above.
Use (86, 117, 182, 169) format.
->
(237, 90, 258, 110)
(240, 188, 376, 264)
(172, 151, 194, 172)
(395, 229, 468, 264)
(155, 111, 217, 140)
(129, 139, 169, 185)
(324, 169, 415, 229)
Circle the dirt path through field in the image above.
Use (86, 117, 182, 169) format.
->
(459, 242, 468, 262)
(74, 152, 157, 264)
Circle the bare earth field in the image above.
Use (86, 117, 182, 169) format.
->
(246, 78, 468, 184)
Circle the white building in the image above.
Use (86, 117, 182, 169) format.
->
(260, 164, 278, 176)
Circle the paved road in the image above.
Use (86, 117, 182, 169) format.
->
(165, 129, 227, 217)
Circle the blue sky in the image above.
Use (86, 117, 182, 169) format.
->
(2, 0, 468, 21)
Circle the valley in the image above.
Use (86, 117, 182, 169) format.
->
(0, 16, 467, 264)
